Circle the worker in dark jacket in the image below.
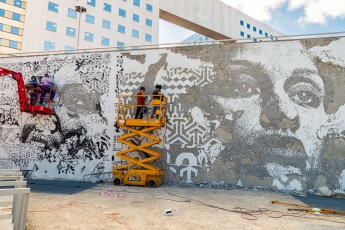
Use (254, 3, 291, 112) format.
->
(151, 84, 162, 118)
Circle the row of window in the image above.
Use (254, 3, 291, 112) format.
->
(240, 31, 277, 41)
(0, 23, 22, 35)
(0, 0, 24, 8)
(240, 20, 272, 38)
(0, 38, 20, 49)
(0, 8, 24, 21)
(86, 0, 153, 12)
(240, 31, 272, 39)
(66, 8, 153, 27)
(48, 1, 153, 14)
(44, 40, 128, 51)
(46, 20, 152, 41)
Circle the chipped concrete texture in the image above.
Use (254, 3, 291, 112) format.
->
(1, 37, 345, 194)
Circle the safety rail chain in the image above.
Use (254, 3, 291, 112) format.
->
(0, 169, 29, 230)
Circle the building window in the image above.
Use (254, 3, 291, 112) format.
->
(44, 41, 55, 50)
(240, 31, 244, 37)
(133, 0, 140, 7)
(0, 0, 5, 3)
(86, 14, 94, 24)
(146, 3, 152, 12)
(14, 0, 22, 8)
(48, 2, 59, 13)
(102, 37, 110, 46)
(117, 41, 124, 47)
(68, 8, 77, 18)
(66, 27, 76, 37)
(247, 23, 250, 29)
(132, 29, 139, 38)
(253, 26, 257, 32)
(65, 45, 74, 51)
(145, 34, 152, 42)
(247, 34, 251, 38)
(119, 8, 126, 17)
(0, 9, 4, 17)
(46, 21, 57, 32)
(146, 18, 152, 27)
(118, 25, 125, 34)
(11, 26, 19, 35)
(87, 0, 96, 7)
(240, 20, 244, 26)
(133, 14, 139, 22)
(12, 13, 21, 21)
(9, 40, 18, 49)
(104, 3, 111, 12)
(84, 32, 94, 42)
(265, 32, 268, 37)
(0, 23, 3, 31)
(259, 29, 262, 35)
(102, 19, 110, 29)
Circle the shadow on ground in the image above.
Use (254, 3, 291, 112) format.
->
(27, 179, 98, 195)
(292, 195, 345, 212)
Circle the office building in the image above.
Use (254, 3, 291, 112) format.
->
(0, 0, 158, 53)
(0, 0, 282, 54)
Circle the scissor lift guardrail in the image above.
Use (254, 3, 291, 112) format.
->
(113, 94, 167, 187)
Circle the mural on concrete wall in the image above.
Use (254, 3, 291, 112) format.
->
(0, 54, 115, 178)
(118, 38, 345, 192)
(0, 37, 345, 192)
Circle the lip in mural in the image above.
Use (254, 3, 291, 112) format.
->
(0, 38, 345, 193)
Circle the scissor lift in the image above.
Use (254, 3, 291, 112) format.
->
(113, 94, 167, 187)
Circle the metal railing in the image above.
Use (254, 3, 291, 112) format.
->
(0, 169, 30, 230)
(1, 31, 344, 58)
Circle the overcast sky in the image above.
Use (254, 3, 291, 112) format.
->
(159, 0, 345, 44)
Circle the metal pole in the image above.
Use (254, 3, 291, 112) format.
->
(77, 10, 81, 51)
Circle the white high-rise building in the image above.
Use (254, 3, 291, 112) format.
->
(0, 0, 159, 54)
(0, 0, 283, 54)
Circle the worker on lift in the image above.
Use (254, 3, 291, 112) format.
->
(134, 86, 146, 119)
(0, 66, 53, 115)
(151, 84, 162, 119)
(28, 76, 38, 105)
(39, 73, 55, 106)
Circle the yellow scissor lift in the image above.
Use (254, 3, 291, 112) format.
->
(113, 94, 167, 187)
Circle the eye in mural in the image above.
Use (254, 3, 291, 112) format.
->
(227, 75, 260, 98)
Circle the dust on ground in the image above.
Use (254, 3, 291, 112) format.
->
(24, 181, 345, 230)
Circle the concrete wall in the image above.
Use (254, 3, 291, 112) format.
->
(1, 37, 345, 193)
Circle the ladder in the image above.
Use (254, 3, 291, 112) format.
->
(113, 94, 167, 187)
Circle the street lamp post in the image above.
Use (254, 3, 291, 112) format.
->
(75, 6, 86, 51)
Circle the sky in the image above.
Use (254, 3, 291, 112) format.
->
(159, 0, 345, 44)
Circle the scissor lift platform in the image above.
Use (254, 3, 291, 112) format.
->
(113, 94, 167, 187)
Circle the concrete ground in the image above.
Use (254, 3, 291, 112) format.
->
(9, 180, 345, 229)
(0, 195, 13, 230)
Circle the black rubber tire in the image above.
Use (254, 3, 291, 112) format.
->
(114, 178, 122, 185)
(147, 179, 157, 188)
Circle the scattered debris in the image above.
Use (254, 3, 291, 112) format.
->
(164, 208, 172, 216)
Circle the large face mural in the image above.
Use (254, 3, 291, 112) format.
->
(0, 37, 345, 192)
(0, 54, 114, 179)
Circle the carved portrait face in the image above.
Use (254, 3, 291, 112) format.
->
(201, 42, 329, 185)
